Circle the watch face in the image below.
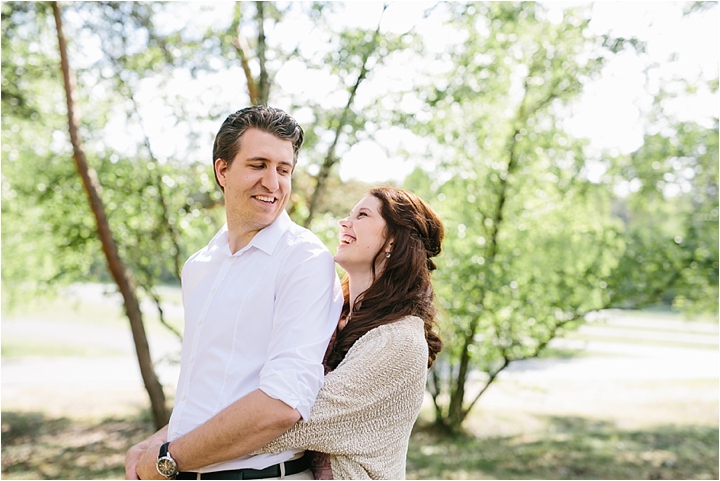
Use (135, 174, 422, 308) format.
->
(157, 457, 177, 477)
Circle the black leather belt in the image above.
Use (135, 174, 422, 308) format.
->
(176, 455, 310, 480)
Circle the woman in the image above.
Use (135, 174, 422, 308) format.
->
(256, 186, 444, 479)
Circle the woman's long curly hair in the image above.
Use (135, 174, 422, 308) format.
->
(324, 187, 444, 371)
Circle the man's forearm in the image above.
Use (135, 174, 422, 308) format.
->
(169, 389, 301, 472)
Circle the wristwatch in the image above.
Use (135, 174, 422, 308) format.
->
(156, 442, 179, 479)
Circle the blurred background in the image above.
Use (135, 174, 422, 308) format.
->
(1, 1, 718, 479)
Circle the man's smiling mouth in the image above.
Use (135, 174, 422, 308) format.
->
(254, 195, 276, 204)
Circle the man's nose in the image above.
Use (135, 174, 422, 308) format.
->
(261, 168, 279, 191)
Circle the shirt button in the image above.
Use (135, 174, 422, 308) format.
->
(211, 288, 216, 293)
(190, 357, 194, 363)
(198, 321, 202, 326)
(182, 395, 187, 401)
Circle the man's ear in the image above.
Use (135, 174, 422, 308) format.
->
(214, 158, 228, 188)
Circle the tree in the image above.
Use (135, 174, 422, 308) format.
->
(2, 1, 395, 424)
(258, 3, 424, 227)
(1, 2, 96, 299)
(50, 1, 168, 428)
(300, 4, 388, 226)
(402, 2, 632, 432)
(606, 101, 719, 314)
(5, 1, 714, 435)
(400, 2, 718, 433)
(603, 1, 719, 313)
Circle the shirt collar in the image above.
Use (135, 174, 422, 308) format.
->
(249, 210, 292, 255)
(210, 210, 292, 257)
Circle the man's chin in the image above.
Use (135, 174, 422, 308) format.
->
(253, 210, 282, 228)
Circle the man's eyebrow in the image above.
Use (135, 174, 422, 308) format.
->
(243, 156, 293, 167)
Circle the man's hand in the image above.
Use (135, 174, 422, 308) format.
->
(125, 426, 168, 480)
(125, 442, 147, 480)
(135, 443, 166, 480)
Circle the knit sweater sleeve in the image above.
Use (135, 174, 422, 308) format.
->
(255, 316, 428, 458)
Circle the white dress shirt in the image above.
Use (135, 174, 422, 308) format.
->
(168, 210, 343, 472)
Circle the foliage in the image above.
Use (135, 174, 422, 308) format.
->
(400, 2, 718, 430)
(402, 1, 632, 431)
(2, 3, 225, 306)
(2, 2, 95, 301)
(607, 119, 719, 315)
(277, 3, 421, 225)
(1, 1, 717, 433)
(1, 1, 402, 300)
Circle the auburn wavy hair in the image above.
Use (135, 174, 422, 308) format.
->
(324, 187, 444, 371)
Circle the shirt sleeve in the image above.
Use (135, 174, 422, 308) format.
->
(255, 318, 428, 456)
(258, 239, 343, 420)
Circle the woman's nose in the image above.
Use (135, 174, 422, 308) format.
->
(339, 217, 351, 228)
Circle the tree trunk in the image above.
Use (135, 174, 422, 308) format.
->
(437, 118, 523, 432)
(51, 0, 169, 429)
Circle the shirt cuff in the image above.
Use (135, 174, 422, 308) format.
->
(258, 369, 323, 421)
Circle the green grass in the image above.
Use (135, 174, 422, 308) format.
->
(407, 418, 719, 480)
(1, 288, 717, 479)
(2, 291, 183, 334)
(585, 322, 718, 337)
(3, 297, 127, 327)
(607, 307, 717, 324)
(1, 339, 126, 358)
(2, 411, 716, 480)
(536, 346, 591, 359)
(1, 411, 150, 480)
(563, 332, 718, 350)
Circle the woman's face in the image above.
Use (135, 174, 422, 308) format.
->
(334, 195, 389, 273)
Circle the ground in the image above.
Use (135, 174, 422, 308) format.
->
(1, 284, 718, 479)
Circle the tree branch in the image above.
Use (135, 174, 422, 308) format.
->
(303, 5, 389, 227)
(231, 1, 260, 104)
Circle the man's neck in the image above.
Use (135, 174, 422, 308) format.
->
(226, 224, 262, 255)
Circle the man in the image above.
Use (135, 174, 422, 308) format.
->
(126, 106, 342, 480)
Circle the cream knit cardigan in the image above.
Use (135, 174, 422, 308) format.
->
(257, 315, 428, 479)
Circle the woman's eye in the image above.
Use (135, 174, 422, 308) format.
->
(357, 212, 367, 218)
